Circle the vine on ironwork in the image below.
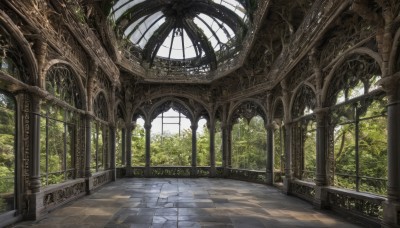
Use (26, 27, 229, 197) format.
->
(93, 92, 108, 121)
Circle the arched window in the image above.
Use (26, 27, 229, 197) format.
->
(132, 116, 145, 167)
(40, 65, 81, 186)
(215, 120, 223, 167)
(291, 85, 316, 182)
(196, 117, 209, 167)
(0, 91, 16, 214)
(91, 92, 109, 173)
(150, 104, 192, 167)
(0, 25, 25, 81)
(328, 55, 386, 195)
(231, 102, 267, 171)
(232, 116, 266, 171)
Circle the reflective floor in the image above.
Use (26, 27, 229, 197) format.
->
(14, 178, 361, 228)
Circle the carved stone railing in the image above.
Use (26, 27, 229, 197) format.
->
(197, 167, 210, 177)
(290, 179, 316, 203)
(274, 171, 284, 183)
(90, 170, 113, 191)
(326, 187, 385, 226)
(227, 169, 267, 184)
(42, 179, 86, 211)
(215, 167, 225, 177)
(150, 167, 192, 177)
(132, 167, 145, 177)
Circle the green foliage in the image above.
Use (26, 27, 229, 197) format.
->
(334, 99, 388, 195)
(232, 117, 266, 171)
(132, 124, 145, 166)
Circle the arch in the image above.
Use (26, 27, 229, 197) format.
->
(131, 90, 211, 121)
(289, 83, 317, 120)
(321, 48, 383, 106)
(228, 98, 268, 126)
(93, 91, 110, 122)
(132, 107, 147, 123)
(389, 26, 400, 75)
(148, 97, 195, 123)
(115, 101, 126, 123)
(43, 61, 87, 110)
(0, 11, 38, 85)
(272, 96, 285, 122)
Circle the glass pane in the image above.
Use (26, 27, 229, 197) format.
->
(90, 122, 98, 172)
(47, 119, 65, 184)
(303, 122, 316, 181)
(197, 119, 209, 166)
(98, 126, 104, 171)
(359, 116, 387, 195)
(232, 117, 266, 171)
(334, 123, 356, 190)
(66, 124, 74, 171)
(151, 110, 191, 167)
(215, 121, 223, 167)
(132, 118, 145, 166)
(0, 93, 15, 213)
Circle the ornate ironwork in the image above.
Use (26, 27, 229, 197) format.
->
(0, 25, 25, 81)
(292, 85, 316, 119)
(43, 181, 86, 209)
(327, 188, 384, 221)
(228, 169, 267, 184)
(46, 64, 83, 109)
(290, 181, 315, 202)
(231, 101, 266, 124)
(150, 167, 191, 177)
(93, 92, 108, 121)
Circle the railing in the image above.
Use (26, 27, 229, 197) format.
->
(290, 179, 316, 203)
(227, 168, 267, 184)
(326, 187, 385, 226)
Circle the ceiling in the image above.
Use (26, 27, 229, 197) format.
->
(107, 0, 268, 82)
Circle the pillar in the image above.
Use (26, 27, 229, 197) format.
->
(110, 125, 116, 181)
(144, 122, 151, 177)
(125, 123, 133, 177)
(314, 108, 328, 209)
(30, 95, 41, 193)
(209, 121, 216, 177)
(266, 123, 274, 185)
(191, 123, 198, 176)
(283, 121, 293, 194)
(382, 75, 400, 227)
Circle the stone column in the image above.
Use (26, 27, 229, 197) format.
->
(191, 123, 198, 176)
(221, 122, 227, 174)
(226, 124, 232, 169)
(266, 123, 274, 185)
(382, 75, 400, 227)
(30, 95, 41, 193)
(125, 123, 133, 177)
(314, 108, 328, 209)
(283, 121, 293, 194)
(121, 128, 126, 166)
(110, 125, 116, 181)
(144, 122, 151, 177)
(209, 121, 216, 177)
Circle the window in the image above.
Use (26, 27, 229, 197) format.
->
(40, 65, 80, 186)
(91, 93, 109, 173)
(196, 118, 209, 167)
(0, 91, 16, 214)
(151, 108, 192, 166)
(132, 117, 145, 167)
(232, 116, 266, 171)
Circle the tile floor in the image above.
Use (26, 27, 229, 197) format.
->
(13, 178, 362, 228)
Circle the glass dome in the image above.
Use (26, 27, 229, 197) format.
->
(110, 0, 251, 75)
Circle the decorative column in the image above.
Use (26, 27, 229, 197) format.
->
(313, 108, 328, 209)
(283, 121, 293, 194)
(221, 122, 228, 176)
(144, 122, 151, 177)
(85, 114, 92, 179)
(121, 128, 126, 166)
(125, 122, 134, 177)
(191, 123, 198, 177)
(266, 123, 274, 185)
(226, 124, 232, 169)
(110, 124, 116, 181)
(381, 75, 400, 227)
(209, 120, 216, 177)
(30, 95, 41, 193)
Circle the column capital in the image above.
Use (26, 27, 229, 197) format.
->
(379, 73, 400, 103)
(191, 123, 198, 131)
(265, 123, 276, 131)
(144, 123, 152, 130)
